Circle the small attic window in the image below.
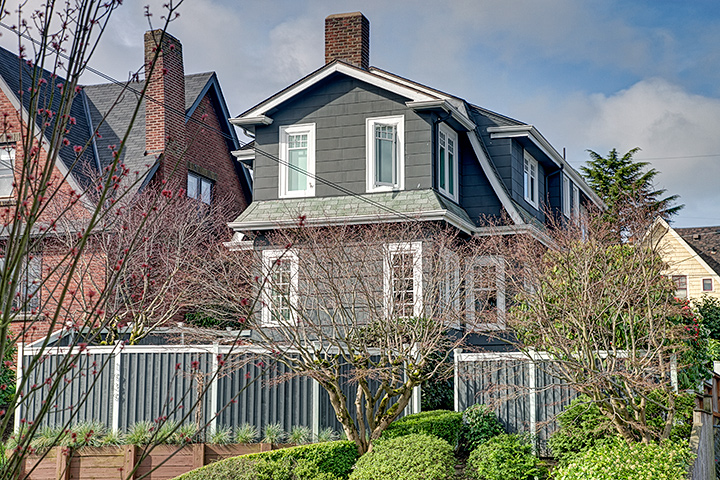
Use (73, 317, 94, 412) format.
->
(703, 279, 713, 292)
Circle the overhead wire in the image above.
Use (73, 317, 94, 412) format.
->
(0, 21, 418, 223)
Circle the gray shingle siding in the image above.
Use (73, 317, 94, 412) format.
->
(458, 133, 503, 222)
(253, 76, 432, 201)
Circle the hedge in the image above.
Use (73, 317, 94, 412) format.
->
(173, 441, 358, 480)
(381, 410, 462, 446)
(350, 433, 454, 480)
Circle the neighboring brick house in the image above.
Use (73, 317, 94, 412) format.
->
(0, 30, 252, 343)
(227, 12, 603, 346)
(650, 217, 720, 301)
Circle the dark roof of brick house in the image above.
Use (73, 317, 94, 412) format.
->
(675, 225, 720, 275)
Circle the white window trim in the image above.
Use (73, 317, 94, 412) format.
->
(437, 123, 459, 202)
(261, 249, 299, 327)
(0, 145, 15, 199)
(442, 250, 461, 329)
(366, 115, 405, 193)
(383, 242, 422, 318)
(572, 184, 580, 220)
(279, 123, 316, 199)
(523, 151, 538, 208)
(562, 174, 571, 218)
(466, 256, 506, 330)
(703, 278, 714, 292)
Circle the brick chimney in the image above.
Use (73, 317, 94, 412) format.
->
(144, 30, 187, 186)
(325, 12, 370, 70)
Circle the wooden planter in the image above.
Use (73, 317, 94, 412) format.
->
(19, 442, 282, 480)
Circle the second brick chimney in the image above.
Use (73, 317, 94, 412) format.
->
(144, 30, 187, 186)
(325, 12, 370, 70)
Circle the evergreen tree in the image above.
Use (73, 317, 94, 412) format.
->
(581, 148, 683, 224)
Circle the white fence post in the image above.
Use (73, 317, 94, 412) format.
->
(210, 342, 219, 434)
(311, 379, 320, 438)
(14, 341, 23, 433)
(112, 343, 122, 432)
(454, 348, 461, 412)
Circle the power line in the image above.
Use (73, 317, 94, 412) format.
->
(636, 154, 720, 161)
(0, 22, 418, 223)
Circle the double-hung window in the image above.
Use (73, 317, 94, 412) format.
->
(672, 275, 687, 299)
(0, 145, 15, 197)
(187, 171, 213, 204)
(703, 278, 713, 292)
(523, 151, 538, 208)
(279, 124, 315, 198)
(438, 124, 458, 201)
(366, 116, 404, 192)
(261, 249, 298, 326)
(466, 256, 505, 330)
(384, 242, 422, 318)
(562, 174, 571, 218)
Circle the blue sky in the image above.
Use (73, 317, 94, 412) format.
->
(4, 0, 719, 226)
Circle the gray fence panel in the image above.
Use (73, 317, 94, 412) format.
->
(120, 351, 213, 430)
(215, 354, 313, 433)
(534, 363, 574, 456)
(21, 352, 114, 428)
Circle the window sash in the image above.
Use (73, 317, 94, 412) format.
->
(562, 175, 571, 217)
(672, 275, 687, 298)
(262, 250, 298, 326)
(572, 184, 580, 219)
(375, 124, 396, 186)
(280, 124, 315, 198)
(0, 255, 41, 312)
(703, 278, 713, 292)
(366, 116, 404, 192)
(187, 172, 213, 204)
(438, 125, 457, 200)
(0, 146, 15, 197)
(466, 256, 505, 329)
(523, 152, 538, 207)
(384, 242, 422, 318)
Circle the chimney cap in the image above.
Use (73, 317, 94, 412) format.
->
(326, 11, 365, 19)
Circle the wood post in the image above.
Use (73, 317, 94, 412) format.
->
(123, 444, 138, 480)
(192, 443, 205, 469)
(260, 443, 272, 452)
(55, 447, 71, 480)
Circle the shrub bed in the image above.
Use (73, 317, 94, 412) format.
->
(462, 404, 504, 452)
(173, 441, 358, 480)
(381, 410, 462, 446)
(552, 438, 693, 480)
(468, 433, 546, 480)
(350, 433, 454, 480)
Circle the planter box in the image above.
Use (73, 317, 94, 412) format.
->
(19, 442, 281, 479)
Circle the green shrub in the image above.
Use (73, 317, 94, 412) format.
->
(645, 391, 694, 442)
(548, 396, 616, 462)
(381, 410, 462, 446)
(462, 404, 504, 451)
(468, 434, 545, 480)
(173, 441, 358, 480)
(234, 423, 258, 444)
(349, 433, 454, 480)
(552, 438, 693, 480)
(262, 422, 285, 444)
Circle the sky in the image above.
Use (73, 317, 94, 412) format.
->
(3, 0, 719, 227)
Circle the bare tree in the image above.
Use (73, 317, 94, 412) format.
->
(196, 220, 501, 454)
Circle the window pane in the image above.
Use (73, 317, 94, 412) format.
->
(271, 260, 292, 322)
(187, 173, 198, 199)
(448, 151, 454, 195)
(287, 141, 308, 192)
(672, 275, 687, 298)
(439, 147, 446, 189)
(376, 125, 395, 185)
(392, 252, 414, 317)
(703, 279, 713, 291)
(200, 178, 212, 204)
(0, 147, 14, 197)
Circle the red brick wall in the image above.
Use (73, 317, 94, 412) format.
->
(325, 12, 370, 70)
(185, 95, 248, 220)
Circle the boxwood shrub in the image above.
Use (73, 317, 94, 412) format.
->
(173, 440, 358, 480)
(462, 404, 505, 451)
(468, 433, 546, 480)
(552, 438, 693, 480)
(350, 433, 454, 480)
(381, 410, 462, 446)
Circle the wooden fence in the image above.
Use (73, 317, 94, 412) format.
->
(19, 443, 288, 480)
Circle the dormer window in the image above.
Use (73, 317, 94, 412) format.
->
(366, 116, 404, 192)
(523, 151, 538, 208)
(279, 124, 315, 198)
(438, 124, 458, 202)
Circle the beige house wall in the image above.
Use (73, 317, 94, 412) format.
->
(656, 228, 720, 301)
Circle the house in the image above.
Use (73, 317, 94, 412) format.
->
(0, 30, 252, 343)
(650, 218, 720, 301)
(227, 12, 603, 338)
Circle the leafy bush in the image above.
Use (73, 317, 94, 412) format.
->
(548, 396, 616, 462)
(289, 425, 311, 445)
(468, 434, 545, 480)
(697, 295, 720, 340)
(235, 423, 258, 444)
(349, 434, 454, 480)
(645, 391, 694, 442)
(552, 438, 693, 480)
(462, 404, 504, 451)
(173, 441, 359, 480)
(381, 410, 462, 446)
(262, 423, 285, 444)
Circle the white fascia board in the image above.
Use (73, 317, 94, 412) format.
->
(231, 149, 255, 166)
(465, 131, 524, 225)
(474, 223, 554, 248)
(228, 209, 476, 235)
(229, 115, 273, 126)
(487, 125, 605, 209)
(0, 75, 88, 204)
(406, 100, 475, 131)
(239, 62, 437, 120)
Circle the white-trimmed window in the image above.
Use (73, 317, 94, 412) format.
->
(187, 171, 213, 204)
(0, 145, 15, 197)
(672, 275, 688, 299)
(279, 124, 315, 198)
(523, 151, 538, 208)
(562, 174, 571, 218)
(572, 184, 580, 220)
(466, 256, 505, 329)
(366, 116, 404, 192)
(438, 124, 458, 201)
(0, 254, 41, 313)
(440, 251, 461, 328)
(261, 249, 299, 326)
(703, 278, 713, 292)
(384, 242, 422, 318)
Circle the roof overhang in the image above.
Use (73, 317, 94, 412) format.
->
(647, 217, 720, 278)
(487, 125, 605, 209)
(406, 100, 475, 131)
(231, 149, 255, 166)
(229, 115, 274, 127)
